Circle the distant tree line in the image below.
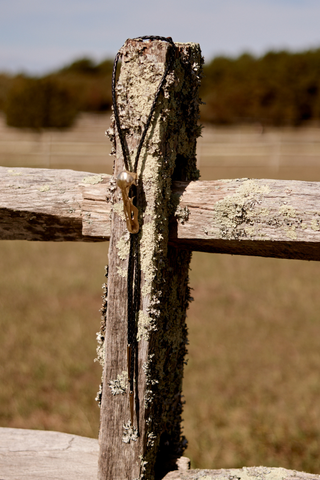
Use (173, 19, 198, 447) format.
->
(1, 48, 320, 129)
(0, 58, 114, 129)
(200, 49, 320, 126)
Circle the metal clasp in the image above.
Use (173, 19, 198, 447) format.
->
(116, 171, 139, 234)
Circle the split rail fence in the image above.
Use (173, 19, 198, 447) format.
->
(1, 39, 320, 480)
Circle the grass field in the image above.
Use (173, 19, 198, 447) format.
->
(1, 114, 320, 473)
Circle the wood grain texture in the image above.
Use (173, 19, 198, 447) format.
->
(170, 178, 320, 260)
(1, 428, 319, 480)
(2, 167, 320, 260)
(0, 166, 111, 241)
(0, 427, 98, 480)
(97, 39, 202, 480)
(162, 467, 320, 480)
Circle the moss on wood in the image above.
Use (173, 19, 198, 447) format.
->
(98, 39, 203, 480)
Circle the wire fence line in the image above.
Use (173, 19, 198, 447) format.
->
(1, 112, 320, 179)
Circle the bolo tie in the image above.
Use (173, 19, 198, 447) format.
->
(112, 36, 176, 426)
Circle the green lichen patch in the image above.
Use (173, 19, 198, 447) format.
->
(279, 205, 296, 217)
(257, 207, 270, 217)
(95, 267, 108, 407)
(100, 39, 203, 480)
(116, 232, 130, 260)
(311, 218, 320, 231)
(95, 329, 105, 367)
(209, 179, 271, 240)
(285, 225, 297, 240)
(113, 201, 126, 221)
(205, 179, 320, 242)
(139, 221, 157, 297)
(132, 42, 201, 479)
(185, 467, 305, 480)
(244, 225, 256, 238)
(116, 266, 127, 278)
(38, 185, 50, 192)
(137, 311, 156, 341)
(81, 174, 105, 184)
(7, 169, 22, 176)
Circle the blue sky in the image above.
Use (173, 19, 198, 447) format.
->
(1, 0, 320, 74)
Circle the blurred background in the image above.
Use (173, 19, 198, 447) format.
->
(1, 0, 320, 474)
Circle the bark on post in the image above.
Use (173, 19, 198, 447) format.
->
(97, 39, 202, 480)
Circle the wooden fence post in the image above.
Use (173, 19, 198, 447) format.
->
(97, 39, 202, 480)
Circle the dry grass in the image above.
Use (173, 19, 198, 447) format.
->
(0, 241, 106, 438)
(185, 253, 320, 472)
(1, 116, 320, 473)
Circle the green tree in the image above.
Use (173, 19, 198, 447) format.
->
(5, 76, 78, 129)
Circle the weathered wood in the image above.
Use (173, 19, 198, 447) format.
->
(1, 428, 319, 480)
(97, 39, 202, 480)
(3, 166, 320, 261)
(163, 467, 320, 480)
(171, 177, 320, 260)
(0, 427, 99, 480)
(0, 166, 111, 241)
(0, 427, 191, 480)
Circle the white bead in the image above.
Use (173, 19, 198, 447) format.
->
(117, 171, 136, 189)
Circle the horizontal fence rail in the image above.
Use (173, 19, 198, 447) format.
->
(2, 427, 320, 480)
(1, 166, 320, 261)
(2, 38, 320, 480)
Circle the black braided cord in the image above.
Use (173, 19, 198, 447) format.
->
(112, 36, 176, 173)
(112, 36, 176, 423)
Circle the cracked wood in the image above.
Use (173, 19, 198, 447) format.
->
(1, 166, 320, 261)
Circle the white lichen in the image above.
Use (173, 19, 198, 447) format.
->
(210, 179, 271, 240)
(284, 225, 297, 240)
(137, 310, 156, 341)
(147, 431, 157, 447)
(116, 266, 127, 278)
(109, 371, 128, 395)
(311, 218, 320, 231)
(113, 201, 126, 221)
(38, 185, 50, 192)
(116, 231, 130, 260)
(122, 421, 138, 444)
(7, 169, 22, 176)
(279, 205, 296, 217)
(140, 221, 157, 297)
(102, 39, 203, 478)
(81, 174, 105, 184)
(95, 331, 105, 366)
(245, 225, 256, 237)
